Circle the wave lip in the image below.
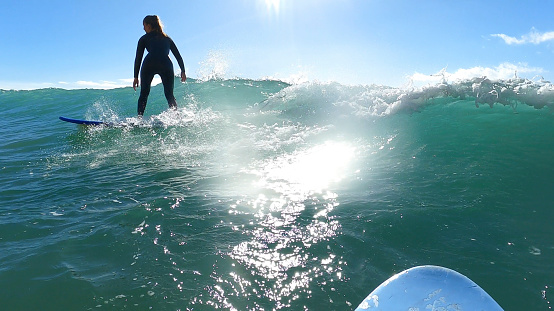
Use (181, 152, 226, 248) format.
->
(259, 77, 554, 119)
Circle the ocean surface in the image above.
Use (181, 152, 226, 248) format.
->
(1, 77, 553, 310)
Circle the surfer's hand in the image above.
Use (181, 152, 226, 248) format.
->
(181, 71, 187, 82)
(133, 78, 139, 91)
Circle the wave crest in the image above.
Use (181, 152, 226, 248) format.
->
(260, 77, 554, 117)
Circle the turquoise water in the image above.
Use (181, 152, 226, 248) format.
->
(1, 78, 553, 310)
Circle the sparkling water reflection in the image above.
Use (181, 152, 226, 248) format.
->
(216, 141, 355, 308)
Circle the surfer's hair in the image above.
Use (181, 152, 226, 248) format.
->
(143, 15, 167, 36)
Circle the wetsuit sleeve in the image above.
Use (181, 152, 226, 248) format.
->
(169, 38, 186, 73)
(134, 36, 146, 78)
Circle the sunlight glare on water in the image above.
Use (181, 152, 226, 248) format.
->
(257, 141, 355, 195)
(222, 141, 355, 308)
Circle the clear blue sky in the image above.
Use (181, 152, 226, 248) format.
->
(1, 0, 553, 90)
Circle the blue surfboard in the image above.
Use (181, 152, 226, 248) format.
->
(355, 265, 504, 310)
(59, 116, 105, 126)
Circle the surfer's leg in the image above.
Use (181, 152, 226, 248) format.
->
(160, 68, 177, 110)
(138, 70, 155, 116)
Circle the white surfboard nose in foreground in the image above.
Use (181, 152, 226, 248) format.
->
(356, 265, 504, 310)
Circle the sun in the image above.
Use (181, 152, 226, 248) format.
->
(263, 0, 281, 15)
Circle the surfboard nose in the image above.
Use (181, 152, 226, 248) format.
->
(355, 265, 504, 310)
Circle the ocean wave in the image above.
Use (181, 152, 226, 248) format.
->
(260, 77, 554, 117)
(4, 76, 553, 124)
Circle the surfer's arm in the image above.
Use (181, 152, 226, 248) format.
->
(133, 36, 146, 90)
(169, 39, 186, 82)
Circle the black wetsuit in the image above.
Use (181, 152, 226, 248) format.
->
(134, 32, 185, 116)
